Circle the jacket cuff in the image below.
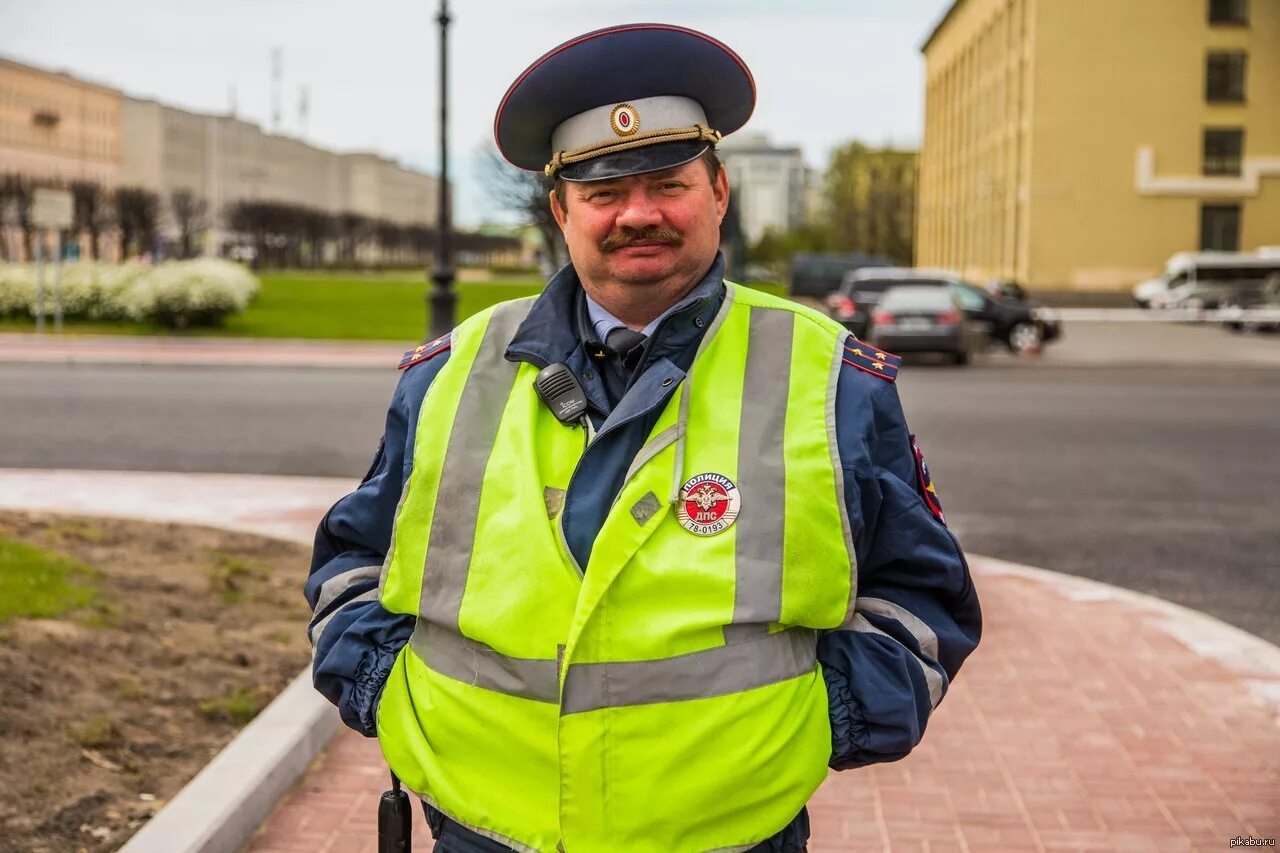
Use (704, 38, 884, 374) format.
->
(823, 664, 868, 770)
(352, 644, 399, 737)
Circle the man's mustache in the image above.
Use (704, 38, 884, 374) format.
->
(599, 227, 685, 253)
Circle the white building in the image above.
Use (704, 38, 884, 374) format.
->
(122, 97, 442, 252)
(718, 131, 809, 245)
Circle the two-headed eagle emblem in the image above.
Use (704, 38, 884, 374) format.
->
(675, 473, 741, 536)
(687, 483, 730, 511)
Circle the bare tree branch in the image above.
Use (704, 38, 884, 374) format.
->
(474, 144, 565, 270)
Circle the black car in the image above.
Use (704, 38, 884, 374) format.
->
(946, 281, 1061, 355)
(866, 285, 984, 365)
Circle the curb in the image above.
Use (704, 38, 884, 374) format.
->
(118, 670, 341, 853)
(970, 555, 1280, 718)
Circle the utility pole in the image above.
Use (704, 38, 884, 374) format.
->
(298, 85, 310, 138)
(428, 0, 456, 339)
(271, 47, 283, 134)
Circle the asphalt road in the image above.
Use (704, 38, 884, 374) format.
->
(1, 360, 1277, 642)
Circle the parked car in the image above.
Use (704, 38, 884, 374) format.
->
(826, 268, 965, 339)
(1134, 251, 1280, 309)
(1156, 275, 1273, 311)
(789, 252, 892, 298)
(947, 281, 1061, 355)
(865, 285, 984, 365)
(1220, 273, 1280, 334)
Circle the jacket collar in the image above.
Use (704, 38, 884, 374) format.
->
(506, 252, 727, 370)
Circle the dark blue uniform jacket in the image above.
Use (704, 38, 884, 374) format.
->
(306, 256, 981, 851)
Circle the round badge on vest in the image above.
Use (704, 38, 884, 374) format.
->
(676, 473, 741, 536)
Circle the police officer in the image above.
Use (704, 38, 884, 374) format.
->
(307, 23, 980, 853)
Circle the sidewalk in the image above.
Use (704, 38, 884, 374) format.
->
(0, 470, 1276, 852)
(0, 332, 406, 369)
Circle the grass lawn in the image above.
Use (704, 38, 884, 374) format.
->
(0, 271, 789, 342)
(0, 538, 99, 623)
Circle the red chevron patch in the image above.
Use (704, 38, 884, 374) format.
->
(842, 338, 900, 381)
(399, 333, 452, 370)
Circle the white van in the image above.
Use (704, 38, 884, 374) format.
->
(1133, 251, 1280, 309)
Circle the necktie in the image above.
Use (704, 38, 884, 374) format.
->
(605, 327, 647, 372)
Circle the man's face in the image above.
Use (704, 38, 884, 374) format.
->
(550, 157, 730, 291)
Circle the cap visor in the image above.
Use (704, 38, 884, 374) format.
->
(559, 141, 709, 182)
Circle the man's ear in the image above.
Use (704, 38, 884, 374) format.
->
(550, 188, 567, 230)
(713, 165, 730, 224)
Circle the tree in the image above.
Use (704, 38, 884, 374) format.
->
(374, 220, 405, 265)
(225, 200, 271, 268)
(406, 224, 438, 262)
(475, 143, 565, 270)
(336, 212, 370, 265)
(225, 199, 316, 268)
(299, 208, 333, 268)
(1, 173, 36, 261)
(115, 187, 160, 259)
(71, 180, 111, 260)
(822, 143, 916, 265)
(170, 189, 209, 259)
(748, 224, 834, 267)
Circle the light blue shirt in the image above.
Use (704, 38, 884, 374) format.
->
(583, 288, 701, 342)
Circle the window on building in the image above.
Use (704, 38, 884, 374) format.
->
(1200, 204, 1241, 251)
(1206, 52, 1247, 102)
(1208, 0, 1248, 24)
(1203, 128, 1244, 175)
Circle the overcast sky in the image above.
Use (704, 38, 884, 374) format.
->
(1, 0, 951, 226)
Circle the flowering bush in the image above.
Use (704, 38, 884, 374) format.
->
(0, 260, 260, 328)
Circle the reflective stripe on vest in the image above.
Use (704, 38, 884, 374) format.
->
(410, 616, 819, 713)
(375, 285, 857, 852)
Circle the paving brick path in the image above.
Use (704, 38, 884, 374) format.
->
(247, 563, 1279, 852)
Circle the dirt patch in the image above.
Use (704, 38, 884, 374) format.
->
(0, 512, 313, 853)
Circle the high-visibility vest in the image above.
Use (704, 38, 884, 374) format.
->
(376, 284, 857, 852)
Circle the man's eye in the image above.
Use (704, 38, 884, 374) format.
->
(659, 182, 685, 192)
(588, 191, 617, 203)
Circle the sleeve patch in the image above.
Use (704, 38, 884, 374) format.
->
(842, 338, 901, 382)
(910, 434, 946, 526)
(399, 332, 452, 370)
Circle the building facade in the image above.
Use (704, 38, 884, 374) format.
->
(0, 56, 123, 188)
(123, 97, 441, 253)
(1, 56, 446, 260)
(718, 131, 810, 245)
(917, 0, 1280, 291)
(0, 58, 125, 259)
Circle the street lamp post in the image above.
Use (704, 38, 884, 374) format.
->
(428, 0, 456, 339)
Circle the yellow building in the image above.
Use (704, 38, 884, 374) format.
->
(916, 0, 1280, 292)
(0, 56, 123, 187)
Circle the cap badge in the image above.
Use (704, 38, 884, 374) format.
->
(676, 473, 740, 536)
(610, 103, 640, 137)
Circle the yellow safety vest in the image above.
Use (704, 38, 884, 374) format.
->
(376, 284, 857, 852)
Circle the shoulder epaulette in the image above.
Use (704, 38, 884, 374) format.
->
(841, 338, 901, 382)
(398, 332, 452, 370)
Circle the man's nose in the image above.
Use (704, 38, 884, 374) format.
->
(613, 188, 664, 230)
